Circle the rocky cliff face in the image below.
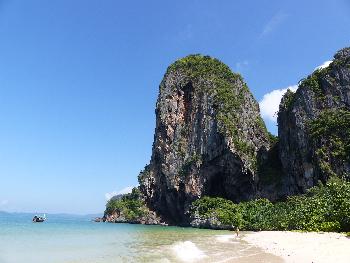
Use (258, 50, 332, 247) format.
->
(278, 47, 350, 193)
(106, 48, 350, 227)
(138, 55, 270, 224)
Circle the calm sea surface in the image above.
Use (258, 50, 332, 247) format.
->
(0, 213, 281, 263)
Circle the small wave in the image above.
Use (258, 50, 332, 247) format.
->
(156, 258, 172, 263)
(215, 235, 237, 243)
(171, 241, 207, 262)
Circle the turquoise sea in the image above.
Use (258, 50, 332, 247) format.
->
(0, 212, 281, 263)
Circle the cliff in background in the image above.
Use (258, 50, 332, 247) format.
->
(138, 55, 271, 224)
(105, 47, 350, 227)
(278, 47, 350, 193)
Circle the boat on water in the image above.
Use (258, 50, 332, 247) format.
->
(32, 214, 46, 223)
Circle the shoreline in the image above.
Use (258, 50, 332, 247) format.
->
(241, 231, 350, 263)
(95, 221, 350, 262)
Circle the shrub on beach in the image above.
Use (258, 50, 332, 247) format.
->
(189, 177, 350, 232)
(190, 196, 243, 228)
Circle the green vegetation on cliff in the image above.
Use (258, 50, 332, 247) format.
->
(167, 55, 268, 169)
(105, 188, 147, 221)
(279, 88, 296, 112)
(309, 109, 350, 178)
(190, 177, 350, 232)
(299, 67, 329, 100)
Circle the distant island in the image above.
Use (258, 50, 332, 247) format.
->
(104, 47, 350, 234)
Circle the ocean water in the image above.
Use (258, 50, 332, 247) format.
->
(0, 213, 281, 263)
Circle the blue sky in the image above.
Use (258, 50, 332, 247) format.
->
(0, 0, 349, 214)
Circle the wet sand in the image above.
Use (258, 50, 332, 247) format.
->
(132, 231, 283, 262)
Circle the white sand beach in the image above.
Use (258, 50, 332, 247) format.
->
(242, 231, 350, 263)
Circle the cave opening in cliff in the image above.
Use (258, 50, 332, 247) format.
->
(204, 173, 229, 199)
(182, 82, 193, 124)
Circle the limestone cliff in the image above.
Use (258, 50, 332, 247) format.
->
(278, 47, 350, 193)
(138, 55, 270, 224)
(106, 48, 350, 227)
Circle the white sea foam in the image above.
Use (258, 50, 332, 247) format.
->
(156, 258, 171, 263)
(171, 241, 207, 262)
(215, 235, 237, 243)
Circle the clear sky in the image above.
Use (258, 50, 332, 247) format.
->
(0, 0, 349, 214)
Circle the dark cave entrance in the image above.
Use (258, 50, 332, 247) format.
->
(204, 172, 229, 199)
(182, 82, 193, 124)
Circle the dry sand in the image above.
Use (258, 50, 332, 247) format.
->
(242, 231, 350, 263)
